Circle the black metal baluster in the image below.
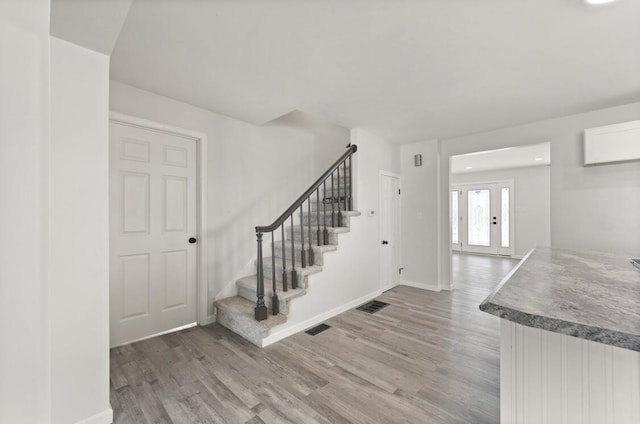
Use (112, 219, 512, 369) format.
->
(316, 188, 321, 247)
(348, 155, 352, 210)
(299, 205, 306, 268)
(271, 231, 278, 315)
(337, 167, 342, 227)
(343, 160, 348, 211)
(255, 232, 267, 321)
(281, 225, 288, 291)
(331, 172, 335, 228)
(323, 180, 329, 245)
(290, 216, 298, 289)
(307, 197, 314, 265)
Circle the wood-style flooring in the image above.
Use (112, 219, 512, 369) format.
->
(110, 253, 519, 424)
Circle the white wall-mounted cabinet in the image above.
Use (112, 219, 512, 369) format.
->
(584, 120, 640, 165)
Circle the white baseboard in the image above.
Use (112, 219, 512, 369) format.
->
(75, 408, 113, 424)
(261, 289, 383, 347)
(111, 322, 198, 348)
(204, 314, 216, 325)
(400, 279, 441, 292)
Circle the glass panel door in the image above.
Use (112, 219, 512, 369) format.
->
(451, 181, 514, 256)
(468, 189, 491, 246)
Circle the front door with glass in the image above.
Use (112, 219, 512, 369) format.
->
(451, 181, 513, 256)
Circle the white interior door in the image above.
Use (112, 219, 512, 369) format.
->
(380, 173, 401, 291)
(109, 121, 198, 347)
(452, 181, 513, 256)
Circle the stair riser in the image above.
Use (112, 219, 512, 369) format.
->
(327, 171, 351, 187)
(237, 286, 289, 315)
(321, 187, 353, 199)
(301, 215, 349, 228)
(310, 199, 351, 212)
(216, 306, 266, 347)
(259, 265, 311, 287)
(273, 246, 319, 266)
(287, 229, 339, 245)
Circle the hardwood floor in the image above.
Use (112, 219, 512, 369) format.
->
(110, 253, 519, 424)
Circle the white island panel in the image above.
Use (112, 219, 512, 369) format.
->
(501, 321, 640, 424)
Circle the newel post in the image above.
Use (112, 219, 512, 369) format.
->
(255, 232, 268, 321)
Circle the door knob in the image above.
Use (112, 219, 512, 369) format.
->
(188, 237, 197, 244)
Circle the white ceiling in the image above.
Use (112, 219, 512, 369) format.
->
(110, 0, 640, 143)
(51, 0, 133, 55)
(451, 142, 550, 174)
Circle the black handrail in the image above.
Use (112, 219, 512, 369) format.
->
(253, 144, 357, 321)
(255, 145, 357, 233)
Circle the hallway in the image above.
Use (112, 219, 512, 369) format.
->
(110, 253, 519, 423)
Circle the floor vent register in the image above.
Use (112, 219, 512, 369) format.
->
(305, 323, 331, 336)
(356, 300, 389, 314)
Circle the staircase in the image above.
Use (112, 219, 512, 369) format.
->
(215, 145, 359, 346)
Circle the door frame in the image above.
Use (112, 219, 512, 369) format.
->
(379, 170, 402, 291)
(451, 179, 515, 257)
(109, 112, 211, 326)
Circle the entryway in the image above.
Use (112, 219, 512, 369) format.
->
(449, 142, 551, 260)
(109, 114, 207, 347)
(451, 181, 513, 256)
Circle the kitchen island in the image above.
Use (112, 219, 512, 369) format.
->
(480, 247, 640, 423)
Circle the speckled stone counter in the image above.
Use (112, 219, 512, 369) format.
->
(480, 247, 640, 352)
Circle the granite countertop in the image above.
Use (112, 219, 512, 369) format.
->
(479, 247, 640, 352)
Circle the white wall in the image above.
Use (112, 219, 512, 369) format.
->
(399, 140, 441, 289)
(50, 37, 111, 424)
(451, 165, 551, 258)
(435, 102, 640, 288)
(264, 128, 401, 343)
(0, 1, 51, 423)
(109, 81, 350, 320)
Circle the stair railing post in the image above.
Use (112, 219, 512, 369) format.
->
(331, 171, 335, 227)
(337, 166, 342, 227)
(323, 180, 329, 245)
(271, 231, 279, 315)
(299, 204, 306, 268)
(255, 232, 268, 321)
(316, 188, 321, 247)
(290, 216, 298, 289)
(343, 159, 348, 212)
(348, 155, 352, 210)
(307, 197, 314, 265)
(281, 225, 288, 291)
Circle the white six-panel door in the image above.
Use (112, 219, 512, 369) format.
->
(109, 122, 198, 347)
(380, 173, 401, 291)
